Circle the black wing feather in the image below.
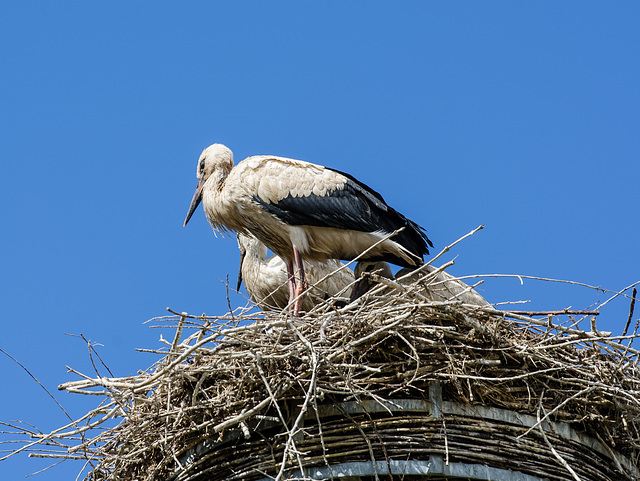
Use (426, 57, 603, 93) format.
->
(253, 168, 433, 264)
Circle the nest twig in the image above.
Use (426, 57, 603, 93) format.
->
(2, 277, 639, 480)
(3, 226, 639, 480)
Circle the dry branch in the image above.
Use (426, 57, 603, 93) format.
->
(3, 243, 640, 480)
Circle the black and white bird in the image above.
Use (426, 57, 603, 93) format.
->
(351, 261, 490, 307)
(184, 143, 433, 315)
(236, 233, 354, 312)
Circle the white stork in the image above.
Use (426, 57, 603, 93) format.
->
(236, 233, 354, 312)
(184, 143, 433, 315)
(351, 261, 490, 307)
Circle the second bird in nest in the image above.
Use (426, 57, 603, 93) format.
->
(237, 233, 354, 312)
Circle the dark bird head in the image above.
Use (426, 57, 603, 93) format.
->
(350, 261, 394, 301)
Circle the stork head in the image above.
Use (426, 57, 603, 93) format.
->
(184, 144, 234, 227)
(236, 233, 269, 290)
(236, 232, 250, 257)
(350, 261, 394, 301)
(237, 233, 268, 260)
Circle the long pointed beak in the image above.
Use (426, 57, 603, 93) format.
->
(183, 179, 204, 227)
(237, 250, 246, 291)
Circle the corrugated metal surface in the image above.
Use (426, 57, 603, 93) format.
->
(175, 383, 638, 481)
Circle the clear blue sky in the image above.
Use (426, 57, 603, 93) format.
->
(1, 2, 639, 479)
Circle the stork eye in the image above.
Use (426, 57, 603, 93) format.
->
(199, 160, 205, 172)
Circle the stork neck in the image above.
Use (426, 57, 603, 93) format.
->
(204, 166, 230, 192)
(202, 171, 235, 231)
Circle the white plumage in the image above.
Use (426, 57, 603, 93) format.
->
(236, 233, 354, 312)
(352, 261, 490, 308)
(184, 143, 432, 315)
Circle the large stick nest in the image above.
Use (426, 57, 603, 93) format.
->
(6, 273, 640, 481)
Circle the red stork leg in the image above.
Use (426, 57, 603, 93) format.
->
(292, 245, 307, 316)
(286, 260, 297, 312)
